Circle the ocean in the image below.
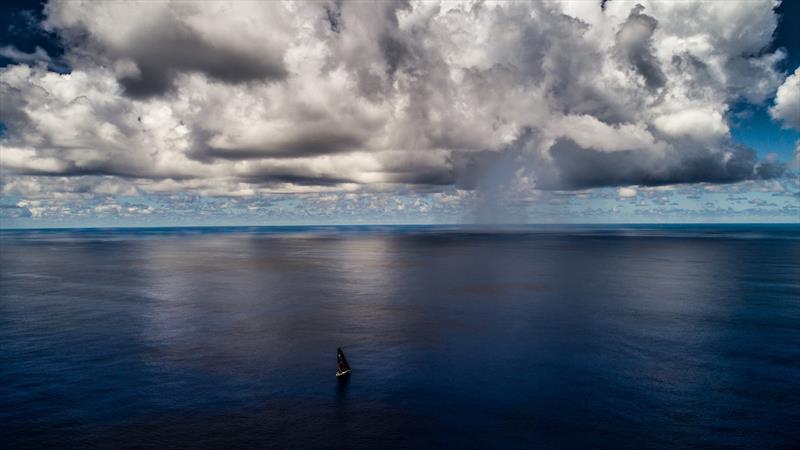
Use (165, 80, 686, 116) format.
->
(1, 225, 799, 448)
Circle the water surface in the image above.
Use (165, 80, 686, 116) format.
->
(1, 225, 799, 448)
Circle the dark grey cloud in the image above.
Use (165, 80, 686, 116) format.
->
(450, 150, 508, 191)
(615, 4, 666, 91)
(241, 169, 353, 187)
(325, 0, 343, 34)
(754, 155, 789, 179)
(388, 170, 455, 186)
(377, 2, 419, 77)
(381, 158, 456, 187)
(48, 3, 288, 98)
(541, 138, 784, 190)
(0, 81, 30, 133)
(201, 129, 365, 160)
(322, 0, 416, 99)
(118, 28, 286, 98)
(380, 33, 410, 77)
(671, 51, 717, 100)
(3, 155, 192, 180)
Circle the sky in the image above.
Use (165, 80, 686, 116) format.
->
(0, 0, 798, 227)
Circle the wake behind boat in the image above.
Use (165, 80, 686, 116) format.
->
(336, 347, 351, 379)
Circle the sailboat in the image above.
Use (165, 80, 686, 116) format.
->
(336, 347, 351, 379)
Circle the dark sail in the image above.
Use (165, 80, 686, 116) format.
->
(336, 347, 351, 378)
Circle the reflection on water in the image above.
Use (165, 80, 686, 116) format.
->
(1, 225, 799, 448)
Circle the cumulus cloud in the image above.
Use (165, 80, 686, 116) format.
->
(0, 0, 792, 207)
(770, 67, 800, 130)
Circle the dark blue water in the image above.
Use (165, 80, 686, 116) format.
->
(1, 225, 799, 449)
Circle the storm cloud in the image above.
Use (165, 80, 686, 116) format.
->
(615, 4, 666, 90)
(45, 1, 290, 98)
(543, 138, 784, 190)
(0, 0, 795, 205)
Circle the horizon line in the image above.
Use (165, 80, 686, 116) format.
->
(1, 222, 799, 232)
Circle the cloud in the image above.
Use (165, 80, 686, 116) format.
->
(202, 125, 366, 160)
(0, 45, 52, 65)
(44, 0, 292, 98)
(790, 140, 800, 171)
(614, 4, 666, 91)
(0, 0, 793, 208)
(770, 67, 800, 130)
(652, 108, 729, 142)
(539, 137, 783, 190)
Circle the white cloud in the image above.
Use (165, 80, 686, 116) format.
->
(770, 67, 800, 130)
(618, 186, 638, 198)
(652, 108, 729, 143)
(0, 146, 68, 173)
(0, 45, 53, 65)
